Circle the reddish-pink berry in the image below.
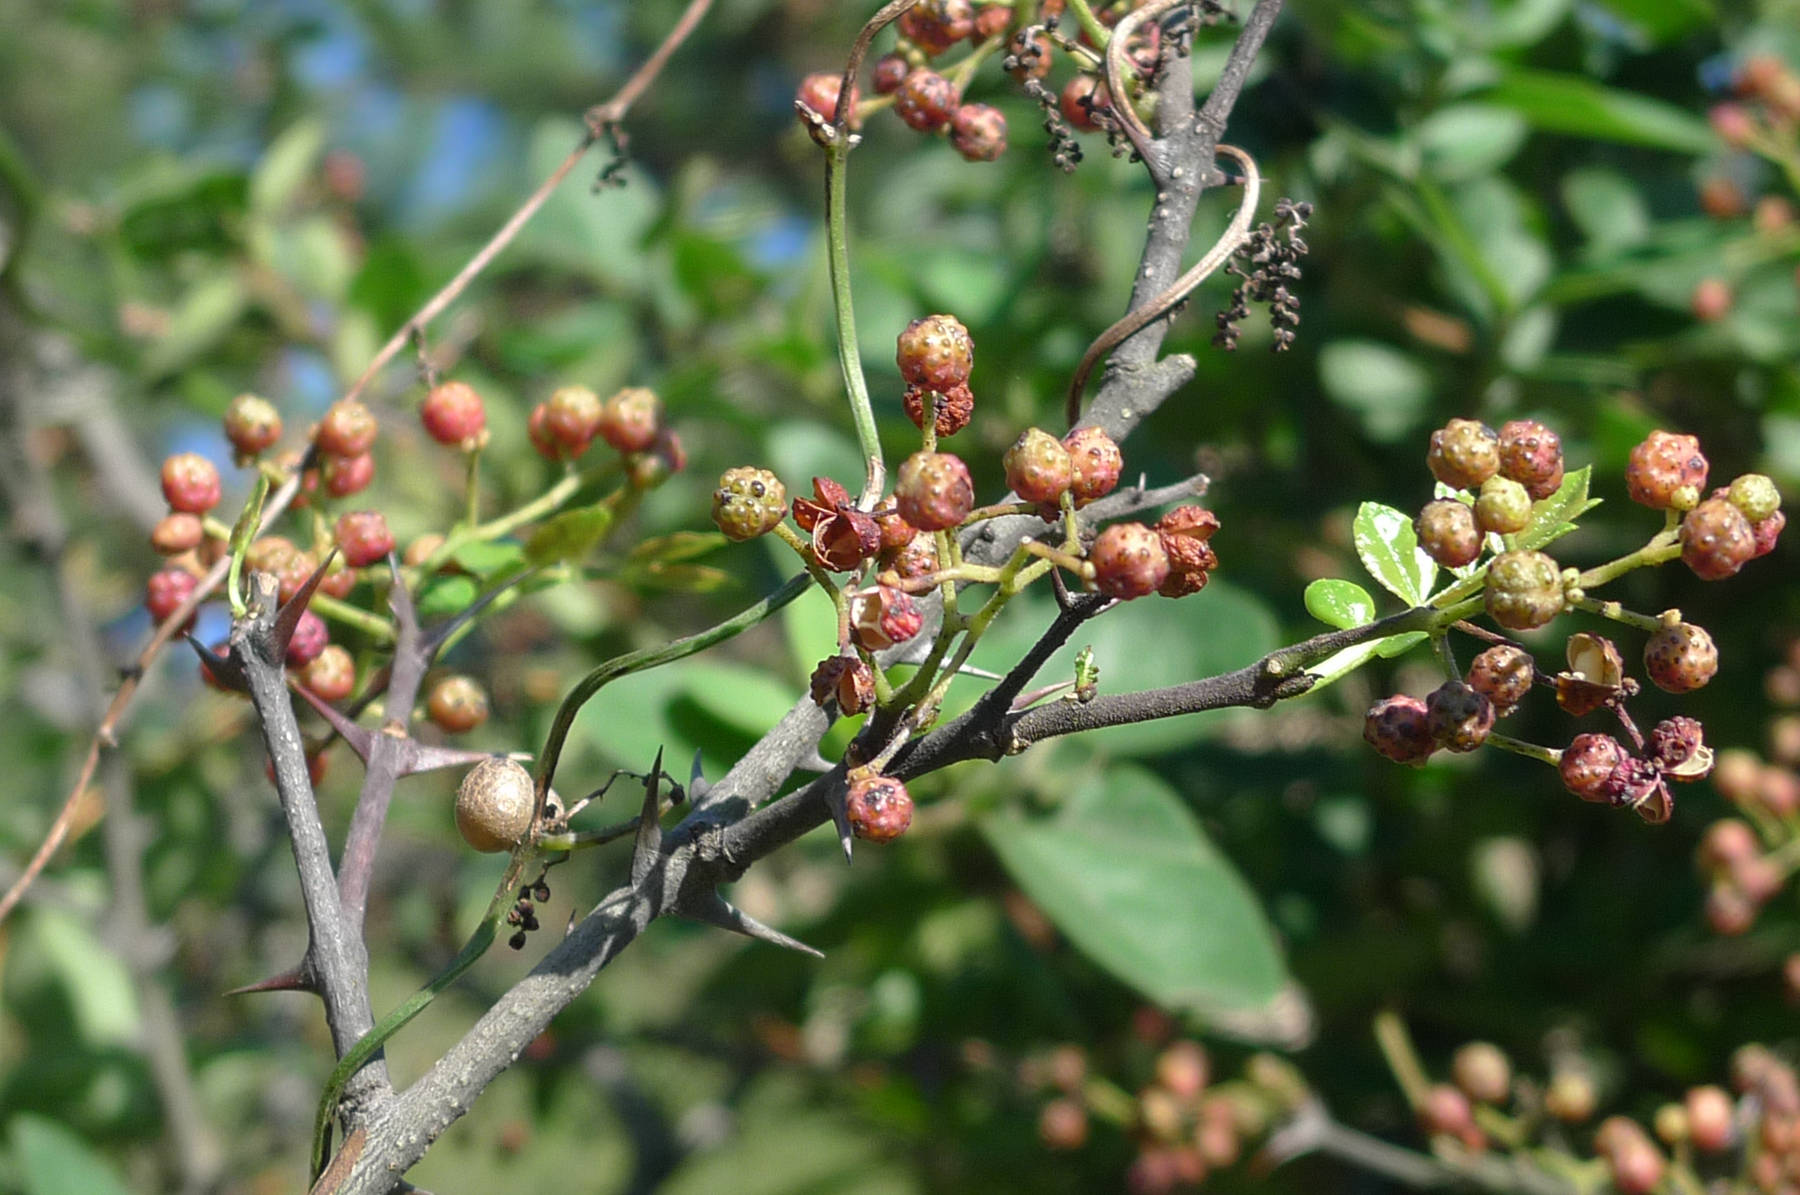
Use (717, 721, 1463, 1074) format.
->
(1426, 681, 1494, 752)
(334, 510, 395, 568)
(972, 4, 1009, 39)
(1680, 497, 1754, 580)
(1466, 644, 1535, 714)
(545, 385, 602, 457)
(315, 399, 378, 458)
(1059, 75, 1109, 131)
(285, 610, 328, 668)
(1691, 277, 1732, 322)
(795, 72, 860, 128)
(1364, 695, 1435, 765)
(151, 512, 205, 556)
(1626, 431, 1708, 510)
(161, 452, 222, 514)
(1427, 419, 1500, 490)
(321, 451, 375, 498)
(1039, 1099, 1088, 1151)
(421, 380, 487, 447)
(146, 568, 199, 627)
(1644, 622, 1718, 693)
(626, 428, 685, 489)
(1154, 506, 1220, 598)
(875, 508, 918, 553)
(950, 103, 1007, 161)
(895, 451, 974, 531)
(526, 401, 566, 461)
(894, 68, 960, 132)
(846, 773, 913, 842)
(1063, 426, 1122, 505)
(1561, 733, 1627, 803)
(1004, 428, 1072, 505)
(1751, 507, 1785, 558)
(302, 644, 355, 703)
(597, 387, 661, 455)
(896, 314, 974, 392)
(849, 585, 925, 651)
(872, 53, 909, 95)
(1154, 1040, 1209, 1101)
(886, 536, 938, 581)
(1420, 1084, 1474, 1137)
(1453, 1043, 1511, 1105)
(1090, 523, 1168, 599)
(223, 393, 282, 457)
(1497, 419, 1564, 500)
(427, 675, 490, 734)
(1684, 1086, 1734, 1152)
(902, 382, 974, 437)
(1415, 499, 1482, 568)
(899, 0, 973, 54)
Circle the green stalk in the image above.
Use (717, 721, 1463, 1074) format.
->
(824, 136, 886, 507)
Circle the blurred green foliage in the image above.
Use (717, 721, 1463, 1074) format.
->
(2, 0, 1798, 1190)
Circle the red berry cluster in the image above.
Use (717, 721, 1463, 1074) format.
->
(526, 384, 682, 485)
(796, 2, 1011, 164)
(1695, 53, 1800, 316)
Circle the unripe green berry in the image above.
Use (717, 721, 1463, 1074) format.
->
(1415, 499, 1482, 568)
(455, 757, 535, 853)
(1728, 473, 1781, 523)
(1484, 549, 1563, 631)
(712, 467, 788, 541)
(1427, 418, 1500, 490)
(1474, 476, 1531, 535)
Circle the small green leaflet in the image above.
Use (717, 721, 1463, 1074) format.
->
(1304, 632, 1429, 691)
(1513, 464, 1599, 553)
(1303, 578, 1377, 629)
(1353, 501, 1438, 606)
(524, 504, 614, 566)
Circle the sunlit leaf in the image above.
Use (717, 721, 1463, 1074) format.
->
(1354, 501, 1437, 606)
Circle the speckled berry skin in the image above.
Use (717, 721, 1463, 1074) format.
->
(285, 610, 329, 668)
(1751, 508, 1785, 558)
(1644, 622, 1718, 693)
(315, 400, 378, 458)
(1062, 426, 1122, 504)
(1626, 431, 1708, 510)
(1649, 716, 1708, 775)
(1426, 681, 1495, 752)
(896, 314, 974, 392)
(1090, 522, 1169, 599)
(895, 451, 974, 531)
(874, 509, 918, 553)
(950, 104, 1007, 161)
(849, 585, 925, 651)
(1680, 497, 1754, 580)
(872, 53, 909, 94)
(544, 386, 602, 457)
(1466, 644, 1535, 714)
(898, 0, 971, 54)
(1154, 506, 1220, 598)
(223, 393, 282, 457)
(712, 467, 788, 541)
(894, 68, 961, 132)
(1475, 476, 1532, 535)
(1364, 695, 1435, 765)
(597, 387, 662, 454)
(421, 380, 487, 447)
(335, 510, 395, 568)
(1497, 419, 1564, 500)
(1059, 75, 1108, 131)
(796, 72, 860, 128)
(1004, 428, 1072, 504)
(151, 513, 205, 555)
(885, 536, 938, 581)
(1427, 419, 1500, 490)
(1561, 733, 1628, 803)
(902, 382, 974, 437)
(302, 644, 356, 703)
(1416, 499, 1483, 568)
(1728, 473, 1781, 523)
(321, 451, 375, 498)
(427, 675, 490, 733)
(146, 568, 199, 626)
(846, 774, 914, 843)
(161, 453, 222, 514)
(1484, 549, 1563, 630)
(810, 656, 875, 715)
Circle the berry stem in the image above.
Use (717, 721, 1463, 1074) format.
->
(413, 465, 591, 579)
(462, 442, 483, 528)
(1485, 734, 1561, 767)
(1372, 1009, 1432, 1112)
(1566, 594, 1661, 633)
(960, 500, 1041, 525)
(1431, 632, 1459, 683)
(1062, 0, 1111, 50)
(1573, 532, 1681, 590)
(309, 592, 398, 643)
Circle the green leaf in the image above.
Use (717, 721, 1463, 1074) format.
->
(449, 540, 527, 578)
(1562, 168, 1651, 254)
(142, 270, 248, 378)
(628, 530, 727, 565)
(1354, 501, 1437, 606)
(416, 575, 479, 621)
(616, 561, 733, 593)
(19, 908, 140, 1047)
(1593, 0, 1714, 45)
(1304, 579, 1377, 629)
(250, 119, 325, 216)
(1318, 340, 1431, 442)
(1514, 464, 1600, 552)
(1484, 70, 1715, 152)
(1413, 104, 1528, 182)
(11, 1115, 133, 1195)
(524, 505, 614, 566)
(980, 767, 1289, 1021)
(1303, 631, 1428, 692)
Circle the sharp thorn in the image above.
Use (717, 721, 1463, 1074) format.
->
(291, 682, 377, 761)
(223, 963, 316, 996)
(630, 748, 665, 889)
(681, 892, 823, 958)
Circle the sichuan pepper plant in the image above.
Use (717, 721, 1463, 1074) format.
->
(5, 2, 1800, 1193)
